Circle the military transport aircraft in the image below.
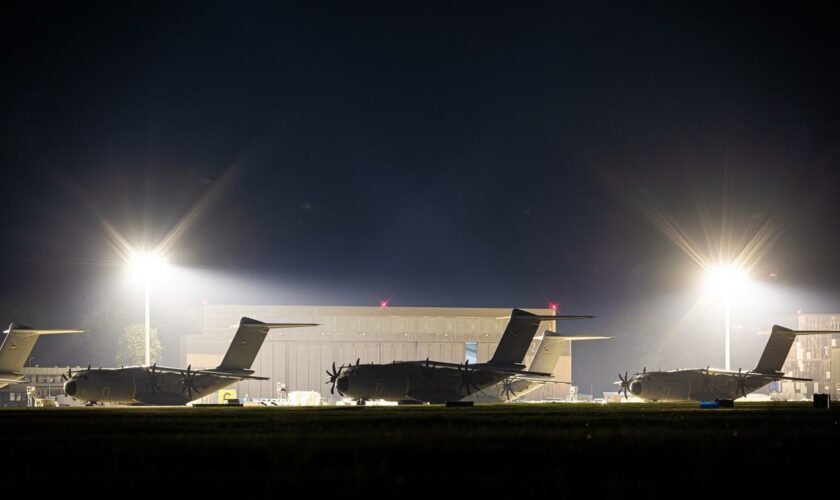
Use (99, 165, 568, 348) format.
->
(64, 317, 317, 405)
(1, 322, 85, 389)
(467, 330, 611, 403)
(325, 308, 594, 404)
(616, 324, 837, 402)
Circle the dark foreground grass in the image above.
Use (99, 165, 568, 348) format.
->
(2, 402, 837, 495)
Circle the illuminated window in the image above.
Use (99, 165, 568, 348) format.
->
(465, 342, 477, 364)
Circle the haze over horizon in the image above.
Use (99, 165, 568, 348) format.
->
(2, 2, 839, 394)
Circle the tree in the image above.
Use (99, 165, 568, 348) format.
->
(115, 324, 162, 366)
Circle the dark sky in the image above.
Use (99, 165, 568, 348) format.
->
(2, 1, 839, 391)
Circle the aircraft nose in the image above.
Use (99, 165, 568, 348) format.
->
(629, 381, 642, 396)
(336, 376, 350, 394)
(64, 380, 77, 396)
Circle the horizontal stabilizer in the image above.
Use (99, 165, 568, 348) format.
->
(218, 317, 320, 372)
(499, 314, 595, 321)
(754, 325, 839, 374)
(0, 377, 23, 384)
(230, 322, 318, 329)
(489, 309, 593, 367)
(1, 322, 85, 374)
(757, 326, 839, 336)
(3, 326, 85, 335)
(553, 336, 611, 340)
(543, 331, 611, 341)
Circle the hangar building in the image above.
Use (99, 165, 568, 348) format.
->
(183, 305, 570, 402)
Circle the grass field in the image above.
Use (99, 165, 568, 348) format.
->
(2, 402, 837, 494)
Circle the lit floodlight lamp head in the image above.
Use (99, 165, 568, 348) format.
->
(703, 264, 749, 296)
(126, 249, 170, 281)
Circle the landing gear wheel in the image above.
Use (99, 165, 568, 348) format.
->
(356, 399, 366, 406)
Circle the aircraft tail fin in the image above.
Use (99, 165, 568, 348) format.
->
(0, 323, 85, 373)
(528, 331, 611, 374)
(216, 317, 318, 372)
(488, 309, 593, 368)
(753, 325, 838, 374)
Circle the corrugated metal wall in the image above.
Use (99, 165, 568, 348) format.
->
(185, 305, 572, 402)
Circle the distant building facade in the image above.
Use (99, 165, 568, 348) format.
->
(777, 314, 840, 400)
(0, 367, 69, 407)
(184, 305, 571, 403)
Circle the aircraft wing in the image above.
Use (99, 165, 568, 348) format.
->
(483, 367, 553, 378)
(198, 370, 269, 380)
(507, 375, 571, 384)
(0, 377, 23, 384)
(139, 365, 270, 380)
(408, 360, 555, 378)
(768, 375, 812, 382)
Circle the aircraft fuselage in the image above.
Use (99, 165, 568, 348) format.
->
(335, 361, 510, 403)
(625, 369, 776, 402)
(64, 366, 238, 405)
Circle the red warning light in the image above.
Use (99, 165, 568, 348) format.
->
(769, 272, 778, 279)
(549, 302, 558, 311)
(380, 299, 389, 308)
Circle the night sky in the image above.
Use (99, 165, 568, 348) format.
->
(2, 2, 839, 392)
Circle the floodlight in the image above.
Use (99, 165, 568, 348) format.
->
(126, 249, 169, 281)
(704, 264, 749, 296)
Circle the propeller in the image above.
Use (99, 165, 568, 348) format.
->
(420, 357, 437, 389)
(61, 367, 73, 382)
(500, 377, 519, 401)
(457, 360, 480, 396)
(617, 371, 630, 399)
(146, 363, 162, 394)
(733, 368, 752, 399)
(181, 365, 201, 399)
(325, 362, 344, 395)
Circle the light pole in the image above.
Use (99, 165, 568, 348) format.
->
(127, 249, 168, 366)
(704, 264, 748, 371)
(144, 273, 151, 366)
